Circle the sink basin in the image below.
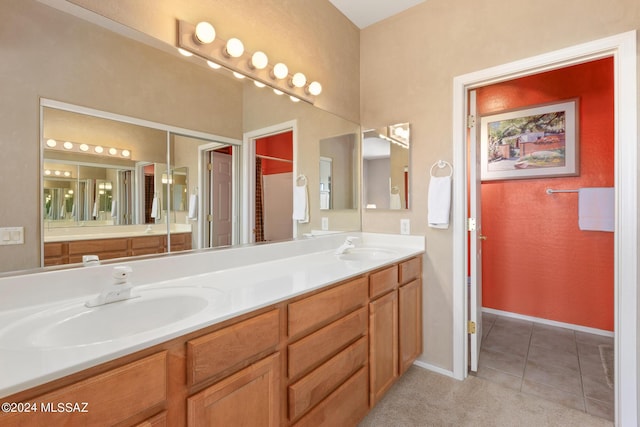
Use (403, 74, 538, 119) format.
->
(0, 287, 220, 349)
(338, 247, 398, 262)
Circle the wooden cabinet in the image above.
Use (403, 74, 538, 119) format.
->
(187, 353, 280, 427)
(369, 289, 398, 405)
(44, 232, 192, 266)
(1, 352, 167, 427)
(398, 258, 423, 375)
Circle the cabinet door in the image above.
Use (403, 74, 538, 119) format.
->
(399, 279, 422, 374)
(187, 353, 280, 427)
(369, 291, 398, 406)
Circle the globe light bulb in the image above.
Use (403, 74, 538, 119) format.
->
(225, 38, 244, 58)
(271, 63, 288, 80)
(194, 22, 216, 44)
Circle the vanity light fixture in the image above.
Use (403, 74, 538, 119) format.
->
(43, 138, 132, 159)
(224, 38, 244, 58)
(176, 19, 321, 104)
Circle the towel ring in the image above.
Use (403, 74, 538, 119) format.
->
(296, 174, 308, 186)
(430, 160, 453, 177)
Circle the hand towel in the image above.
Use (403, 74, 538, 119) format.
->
(390, 192, 402, 210)
(151, 196, 160, 220)
(578, 187, 614, 232)
(320, 191, 330, 210)
(428, 176, 451, 229)
(92, 200, 97, 218)
(188, 194, 198, 219)
(292, 183, 309, 223)
(59, 203, 66, 219)
(110, 200, 117, 218)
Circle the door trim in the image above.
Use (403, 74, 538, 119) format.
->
(452, 31, 637, 425)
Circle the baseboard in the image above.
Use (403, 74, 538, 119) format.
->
(413, 360, 456, 378)
(482, 307, 614, 337)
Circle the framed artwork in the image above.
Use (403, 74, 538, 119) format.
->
(480, 99, 579, 181)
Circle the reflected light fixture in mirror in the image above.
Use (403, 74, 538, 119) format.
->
(176, 20, 321, 104)
(44, 138, 132, 158)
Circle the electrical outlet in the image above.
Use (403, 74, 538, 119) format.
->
(321, 217, 329, 231)
(0, 227, 24, 245)
(400, 219, 410, 235)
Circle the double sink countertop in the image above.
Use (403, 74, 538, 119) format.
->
(0, 232, 425, 398)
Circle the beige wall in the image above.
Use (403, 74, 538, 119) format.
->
(67, 0, 361, 123)
(360, 0, 640, 371)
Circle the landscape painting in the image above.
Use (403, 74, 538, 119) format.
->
(480, 99, 579, 181)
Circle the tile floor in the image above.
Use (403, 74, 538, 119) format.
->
(476, 312, 614, 421)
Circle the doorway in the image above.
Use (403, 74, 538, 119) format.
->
(452, 31, 638, 425)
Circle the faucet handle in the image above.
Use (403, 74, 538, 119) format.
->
(345, 236, 359, 244)
(112, 266, 133, 285)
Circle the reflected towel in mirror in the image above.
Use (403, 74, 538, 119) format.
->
(188, 194, 198, 219)
(390, 192, 401, 209)
(151, 196, 161, 220)
(293, 176, 309, 223)
(320, 191, 330, 210)
(110, 200, 117, 218)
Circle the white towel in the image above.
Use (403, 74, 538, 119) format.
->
(578, 187, 614, 232)
(188, 194, 198, 219)
(71, 202, 76, 218)
(92, 200, 97, 218)
(428, 176, 451, 229)
(292, 183, 309, 223)
(110, 200, 117, 218)
(151, 196, 160, 220)
(59, 203, 66, 219)
(320, 191, 330, 210)
(390, 192, 402, 210)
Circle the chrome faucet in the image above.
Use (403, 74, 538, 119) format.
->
(85, 266, 138, 307)
(335, 236, 358, 255)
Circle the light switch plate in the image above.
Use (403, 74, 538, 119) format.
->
(400, 219, 410, 235)
(321, 217, 329, 231)
(0, 227, 24, 245)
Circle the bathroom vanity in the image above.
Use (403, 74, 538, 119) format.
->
(0, 233, 423, 426)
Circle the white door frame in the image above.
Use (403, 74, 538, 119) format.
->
(242, 120, 298, 244)
(452, 31, 637, 425)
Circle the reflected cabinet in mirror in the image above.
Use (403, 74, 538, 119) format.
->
(363, 123, 411, 210)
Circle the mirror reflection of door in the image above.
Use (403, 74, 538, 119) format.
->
(205, 146, 233, 247)
(255, 131, 293, 242)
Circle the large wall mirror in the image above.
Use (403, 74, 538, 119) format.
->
(362, 123, 411, 210)
(0, 1, 361, 274)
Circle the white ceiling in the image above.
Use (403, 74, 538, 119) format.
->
(328, 0, 427, 29)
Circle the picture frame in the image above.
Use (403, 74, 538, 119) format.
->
(480, 99, 579, 181)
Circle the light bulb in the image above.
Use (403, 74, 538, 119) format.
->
(290, 72, 306, 88)
(108, 148, 117, 155)
(79, 144, 89, 152)
(46, 139, 57, 148)
(232, 71, 246, 79)
(225, 38, 244, 58)
(122, 149, 131, 157)
(94, 146, 104, 154)
(254, 81, 266, 88)
(44, 170, 51, 175)
(306, 81, 322, 96)
(290, 96, 300, 103)
(273, 89, 284, 95)
(194, 21, 215, 44)
(250, 51, 268, 69)
(63, 171, 71, 177)
(207, 60, 221, 69)
(271, 63, 288, 80)
(177, 48, 193, 57)
(63, 141, 73, 150)
(54, 170, 61, 176)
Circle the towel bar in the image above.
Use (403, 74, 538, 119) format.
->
(546, 188, 579, 195)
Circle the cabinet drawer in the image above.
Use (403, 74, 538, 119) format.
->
(187, 309, 280, 386)
(68, 238, 128, 255)
(399, 256, 421, 284)
(1, 352, 166, 426)
(288, 277, 367, 338)
(131, 235, 164, 249)
(293, 366, 368, 427)
(288, 307, 367, 380)
(369, 265, 398, 299)
(44, 242, 65, 257)
(288, 336, 367, 421)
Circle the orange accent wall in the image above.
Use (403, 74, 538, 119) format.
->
(256, 132, 293, 175)
(478, 57, 614, 331)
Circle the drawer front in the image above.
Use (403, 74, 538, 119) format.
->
(131, 235, 164, 250)
(68, 238, 129, 255)
(288, 336, 367, 421)
(288, 277, 367, 338)
(369, 265, 398, 299)
(187, 309, 280, 386)
(44, 242, 65, 257)
(293, 366, 368, 427)
(288, 307, 367, 380)
(0, 352, 166, 427)
(399, 256, 421, 284)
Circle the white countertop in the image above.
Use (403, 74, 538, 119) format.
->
(0, 232, 424, 398)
